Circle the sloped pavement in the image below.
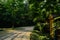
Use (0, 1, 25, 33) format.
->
(0, 26, 34, 40)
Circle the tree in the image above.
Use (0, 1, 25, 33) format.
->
(0, 0, 34, 28)
(29, 0, 60, 40)
(0, 0, 25, 27)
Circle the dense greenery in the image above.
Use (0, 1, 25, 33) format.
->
(0, 0, 60, 39)
(29, 0, 60, 40)
(0, 0, 34, 28)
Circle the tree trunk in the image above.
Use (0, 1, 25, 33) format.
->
(12, 22, 14, 29)
(49, 14, 54, 39)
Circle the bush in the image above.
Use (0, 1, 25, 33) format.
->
(30, 30, 41, 40)
(30, 30, 50, 40)
(30, 23, 50, 40)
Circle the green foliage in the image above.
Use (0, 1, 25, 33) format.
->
(29, 0, 60, 40)
(30, 32, 40, 40)
(0, 0, 34, 27)
(30, 30, 50, 40)
(29, 0, 60, 22)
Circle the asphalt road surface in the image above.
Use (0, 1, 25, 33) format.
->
(0, 27, 34, 40)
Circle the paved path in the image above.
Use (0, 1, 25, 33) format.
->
(0, 27, 34, 40)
